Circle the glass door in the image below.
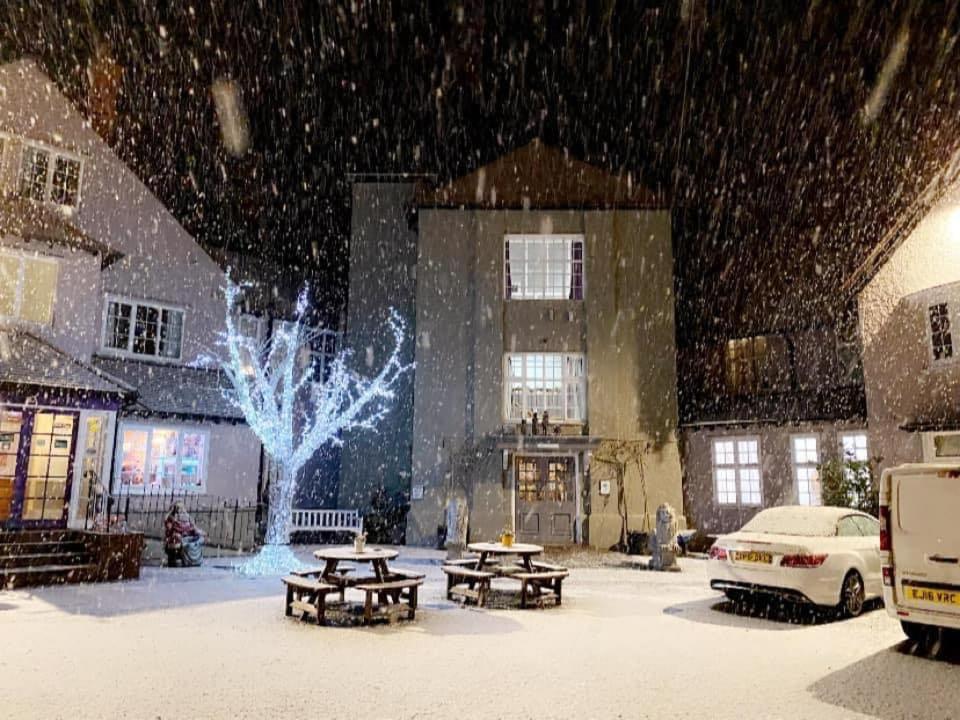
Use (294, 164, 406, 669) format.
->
(22, 411, 78, 524)
(0, 410, 24, 522)
(72, 412, 111, 526)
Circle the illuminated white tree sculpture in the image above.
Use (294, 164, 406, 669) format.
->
(217, 281, 409, 574)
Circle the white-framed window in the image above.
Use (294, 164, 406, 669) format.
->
(0, 250, 58, 325)
(504, 234, 584, 300)
(839, 432, 869, 463)
(928, 302, 954, 362)
(922, 431, 960, 463)
(18, 141, 83, 208)
(712, 437, 762, 506)
(115, 423, 208, 493)
(101, 296, 185, 361)
(791, 435, 821, 506)
(311, 329, 339, 383)
(504, 352, 586, 423)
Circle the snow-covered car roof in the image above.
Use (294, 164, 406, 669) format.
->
(739, 505, 873, 536)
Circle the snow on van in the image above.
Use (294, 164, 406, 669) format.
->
(881, 463, 960, 640)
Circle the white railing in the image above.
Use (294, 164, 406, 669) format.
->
(290, 508, 363, 534)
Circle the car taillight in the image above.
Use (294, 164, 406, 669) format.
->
(882, 566, 895, 587)
(709, 545, 728, 561)
(781, 553, 828, 568)
(879, 504, 891, 552)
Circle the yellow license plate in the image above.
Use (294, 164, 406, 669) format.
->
(905, 586, 960, 606)
(732, 550, 772, 564)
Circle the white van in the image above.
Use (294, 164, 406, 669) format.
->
(880, 463, 960, 640)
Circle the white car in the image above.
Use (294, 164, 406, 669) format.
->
(707, 506, 882, 617)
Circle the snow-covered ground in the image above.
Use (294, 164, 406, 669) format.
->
(1, 549, 958, 719)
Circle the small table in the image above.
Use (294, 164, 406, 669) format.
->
(467, 542, 544, 573)
(310, 546, 420, 623)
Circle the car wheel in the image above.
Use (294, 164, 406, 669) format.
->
(839, 570, 865, 618)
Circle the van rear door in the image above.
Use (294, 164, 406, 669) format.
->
(895, 468, 960, 612)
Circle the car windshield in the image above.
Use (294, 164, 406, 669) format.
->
(740, 508, 840, 537)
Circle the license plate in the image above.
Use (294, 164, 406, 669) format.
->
(732, 550, 772, 564)
(905, 585, 960, 606)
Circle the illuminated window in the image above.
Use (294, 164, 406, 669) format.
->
(504, 234, 584, 300)
(713, 437, 762, 506)
(791, 435, 821, 506)
(103, 297, 184, 360)
(0, 251, 58, 325)
(117, 424, 207, 492)
(18, 142, 82, 207)
(505, 353, 586, 423)
(724, 335, 790, 394)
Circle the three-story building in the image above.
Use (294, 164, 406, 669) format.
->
(339, 141, 685, 548)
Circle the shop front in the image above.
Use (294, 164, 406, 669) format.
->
(0, 394, 120, 530)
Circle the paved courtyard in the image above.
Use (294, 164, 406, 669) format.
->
(1, 550, 958, 719)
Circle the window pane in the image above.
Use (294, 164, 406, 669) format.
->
(133, 305, 160, 356)
(0, 255, 19, 317)
(180, 432, 206, 488)
(739, 468, 762, 505)
(120, 429, 148, 487)
(934, 434, 960, 458)
(930, 303, 953, 360)
(716, 468, 737, 504)
(160, 309, 183, 358)
(148, 428, 179, 488)
(50, 156, 81, 206)
(106, 302, 132, 349)
(505, 235, 585, 300)
(20, 258, 57, 324)
(797, 467, 821, 506)
(841, 433, 869, 462)
(19, 146, 49, 200)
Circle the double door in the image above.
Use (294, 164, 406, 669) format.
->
(515, 455, 578, 545)
(0, 408, 79, 527)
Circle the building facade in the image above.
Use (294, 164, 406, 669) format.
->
(0, 59, 262, 531)
(341, 141, 685, 548)
(679, 319, 869, 536)
(858, 180, 960, 470)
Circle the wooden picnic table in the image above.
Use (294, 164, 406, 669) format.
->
(467, 541, 544, 573)
(444, 542, 567, 609)
(288, 546, 422, 624)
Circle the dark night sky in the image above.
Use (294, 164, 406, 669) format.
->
(3, 1, 960, 344)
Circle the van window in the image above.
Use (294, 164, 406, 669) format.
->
(837, 517, 863, 536)
(852, 515, 879, 536)
(898, 475, 960, 535)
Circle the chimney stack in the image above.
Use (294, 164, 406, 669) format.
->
(87, 42, 122, 143)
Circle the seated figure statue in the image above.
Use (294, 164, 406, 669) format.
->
(164, 502, 205, 567)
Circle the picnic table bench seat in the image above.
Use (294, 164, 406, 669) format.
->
(511, 570, 569, 608)
(442, 565, 495, 606)
(531, 560, 568, 572)
(354, 577, 424, 622)
(387, 567, 426, 580)
(282, 575, 339, 623)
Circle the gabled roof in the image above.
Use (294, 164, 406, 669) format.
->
(91, 357, 245, 421)
(0, 331, 132, 394)
(415, 139, 665, 210)
(842, 145, 960, 300)
(0, 197, 122, 265)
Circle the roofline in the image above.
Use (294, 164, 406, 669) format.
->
(842, 143, 960, 299)
(415, 200, 670, 211)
